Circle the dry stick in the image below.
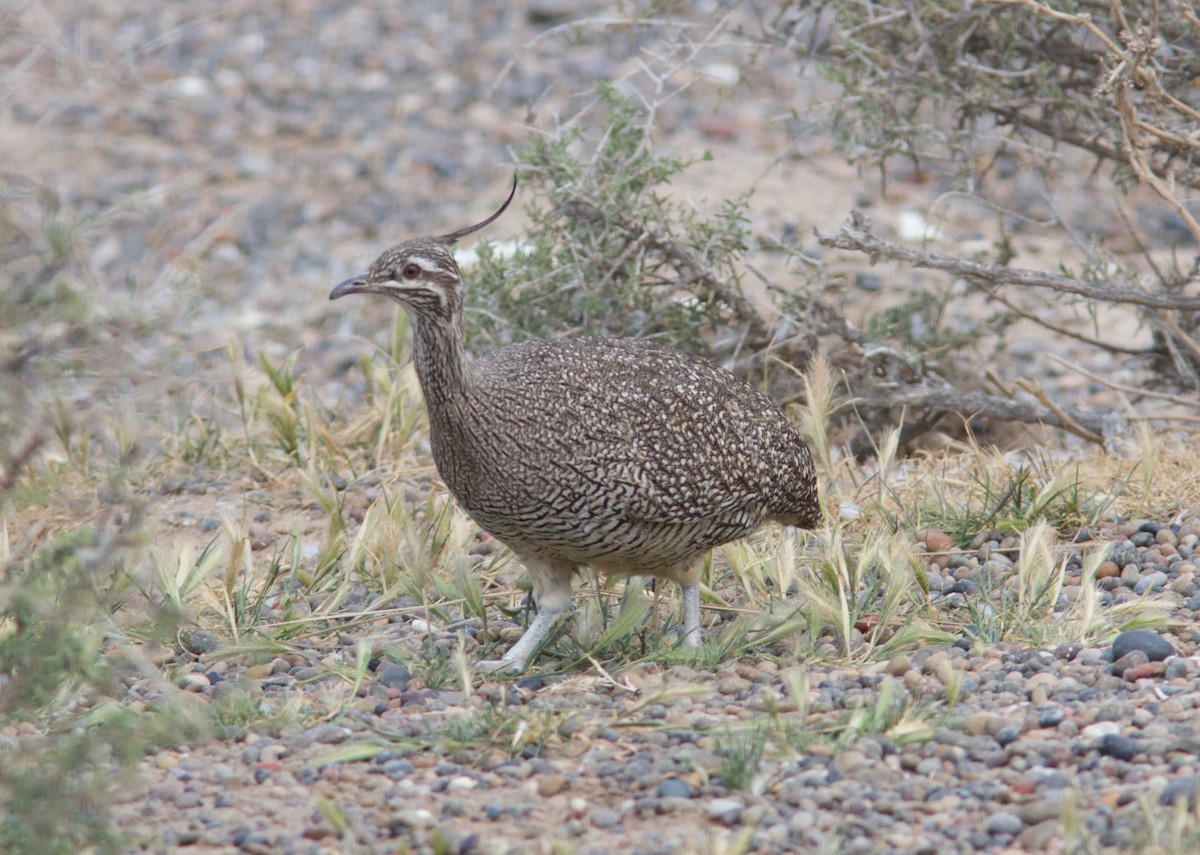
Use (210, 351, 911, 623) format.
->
(815, 211, 1200, 311)
(977, 282, 1148, 356)
(1155, 311, 1200, 364)
(856, 384, 1126, 443)
(1169, 0, 1200, 33)
(1112, 86, 1200, 362)
(1114, 70, 1200, 244)
(1045, 353, 1200, 410)
(1014, 378, 1105, 444)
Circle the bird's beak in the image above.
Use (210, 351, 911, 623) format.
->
(330, 275, 369, 300)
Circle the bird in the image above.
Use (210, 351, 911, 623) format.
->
(330, 178, 820, 673)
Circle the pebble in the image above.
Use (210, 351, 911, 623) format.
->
(1099, 734, 1139, 761)
(1160, 777, 1200, 806)
(377, 662, 412, 690)
(1082, 721, 1122, 739)
(536, 774, 568, 797)
(994, 725, 1021, 746)
(985, 811, 1024, 835)
(656, 777, 694, 798)
(1134, 571, 1168, 594)
(705, 798, 745, 825)
(590, 807, 621, 828)
(1037, 707, 1065, 728)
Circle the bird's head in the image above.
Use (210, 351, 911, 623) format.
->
(329, 177, 517, 321)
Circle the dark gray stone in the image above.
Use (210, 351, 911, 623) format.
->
(656, 777, 694, 798)
(1112, 630, 1175, 662)
(180, 630, 219, 655)
(1109, 541, 1140, 567)
(1099, 734, 1138, 761)
(994, 725, 1021, 746)
(1134, 571, 1168, 595)
(377, 661, 412, 690)
(1037, 707, 1065, 728)
(1160, 776, 1200, 806)
(986, 811, 1024, 834)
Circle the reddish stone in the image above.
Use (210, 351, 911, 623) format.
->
(1124, 661, 1168, 681)
(918, 529, 955, 552)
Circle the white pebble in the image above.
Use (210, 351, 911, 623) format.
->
(1081, 721, 1121, 739)
(172, 75, 210, 98)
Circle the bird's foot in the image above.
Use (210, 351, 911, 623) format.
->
(474, 656, 526, 675)
(474, 604, 567, 675)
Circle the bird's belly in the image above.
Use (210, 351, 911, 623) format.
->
(463, 499, 760, 578)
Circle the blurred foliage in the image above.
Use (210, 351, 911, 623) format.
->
(0, 177, 186, 853)
(779, 0, 1200, 192)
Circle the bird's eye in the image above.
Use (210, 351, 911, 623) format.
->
(401, 263, 421, 279)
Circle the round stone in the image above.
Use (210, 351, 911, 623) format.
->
(376, 662, 412, 690)
(1134, 571, 1168, 594)
(1037, 707, 1065, 728)
(706, 798, 745, 825)
(985, 811, 1024, 835)
(656, 777, 694, 798)
(1111, 629, 1175, 662)
(1160, 777, 1200, 806)
(590, 807, 621, 828)
(1109, 542, 1140, 567)
(994, 725, 1021, 746)
(1099, 733, 1138, 761)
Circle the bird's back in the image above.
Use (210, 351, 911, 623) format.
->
(426, 337, 818, 571)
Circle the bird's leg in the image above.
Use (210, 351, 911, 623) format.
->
(477, 556, 575, 674)
(681, 581, 701, 649)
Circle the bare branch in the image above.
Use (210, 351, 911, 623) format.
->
(816, 211, 1200, 311)
(859, 384, 1127, 444)
(976, 281, 1148, 356)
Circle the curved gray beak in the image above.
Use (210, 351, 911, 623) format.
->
(330, 275, 368, 300)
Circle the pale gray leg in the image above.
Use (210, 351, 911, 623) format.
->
(477, 556, 575, 674)
(681, 581, 701, 649)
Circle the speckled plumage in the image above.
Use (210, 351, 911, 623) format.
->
(331, 181, 819, 672)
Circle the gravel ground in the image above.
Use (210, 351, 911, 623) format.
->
(103, 514, 1200, 855)
(6, 2, 1200, 854)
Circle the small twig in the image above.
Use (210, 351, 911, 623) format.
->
(1115, 87, 1200, 245)
(1045, 353, 1200, 410)
(1014, 378, 1106, 444)
(984, 368, 1015, 397)
(1154, 310, 1200, 364)
(858, 383, 1126, 442)
(977, 281, 1148, 356)
(816, 211, 1200, 311)
(583, 652, 639, 694)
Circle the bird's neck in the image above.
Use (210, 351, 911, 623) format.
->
(409, 310, 471, 409)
